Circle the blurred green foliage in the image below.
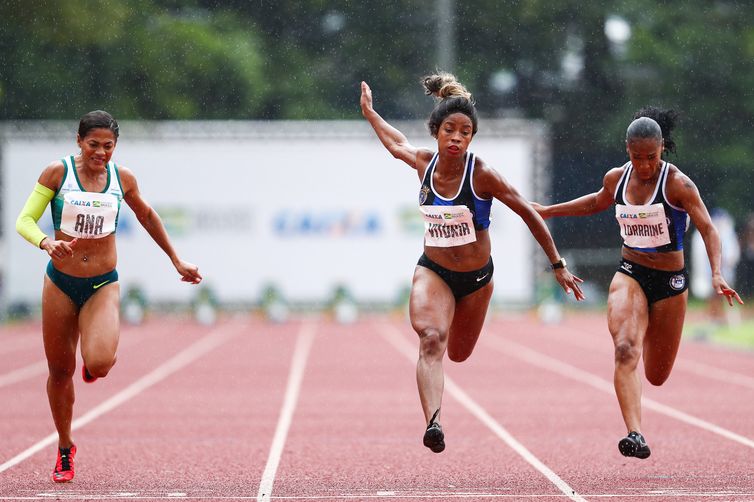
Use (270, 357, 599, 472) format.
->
(1, 0, 752, 223)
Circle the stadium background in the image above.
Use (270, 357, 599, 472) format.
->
(1, 0, 753, 319)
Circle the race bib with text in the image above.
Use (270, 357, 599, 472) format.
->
(420, 205, 477, 247)
(60, 191, 119, 239)
(615, 202, 670, 248)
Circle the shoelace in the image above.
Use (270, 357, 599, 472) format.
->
(57, 448, 72, 472)
(427, 408, 441, 429)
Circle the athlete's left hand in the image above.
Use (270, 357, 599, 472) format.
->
(175, 259, 202, 284)
(554, 268, 585, 301)
(714, 275, 743, 306)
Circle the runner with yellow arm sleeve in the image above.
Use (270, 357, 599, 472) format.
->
(16, 110, 202, 484)
(16, 182, 57, 248)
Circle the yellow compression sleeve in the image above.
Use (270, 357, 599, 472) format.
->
(16, 183, 54, 248)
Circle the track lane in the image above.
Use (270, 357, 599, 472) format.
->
(477, 315, 754, 500)
(268, 318, 584, 501)
(1, 313, 752, 501)
(0, 317, 239, 495)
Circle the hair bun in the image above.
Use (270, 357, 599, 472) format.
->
(422, 72, 472, 101)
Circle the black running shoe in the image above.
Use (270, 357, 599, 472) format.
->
(423, 409, 445, 453)
(618, 431, 651, 459)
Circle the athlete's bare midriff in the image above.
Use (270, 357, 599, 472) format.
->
(50, 231, 118, 277)
(621, 246, 684, 271)
(424, 229, 491, 271)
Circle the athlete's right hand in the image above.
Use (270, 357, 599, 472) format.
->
(360, 81, 373, 116)
(40, 237, 77, 260)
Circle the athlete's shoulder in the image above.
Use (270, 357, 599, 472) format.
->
(603, 165, 626, 189)
(37, 159, 66, 191)
(665, 162, 686, 179)
(471, 155, 508, 198)
(416, 148, 436, 179)
(665, 163, 697, 196)
(416, 148, 435, 162)
(116, 165, 136, 185)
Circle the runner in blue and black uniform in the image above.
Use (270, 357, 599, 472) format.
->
(360, 73, 584, 453)
(533, 107, 743, 459)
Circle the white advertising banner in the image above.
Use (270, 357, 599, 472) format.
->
(2, 120, 547, 306)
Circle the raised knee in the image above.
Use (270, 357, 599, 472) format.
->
(614, 341, 640, 367)
(84, 357, 116, 378)
(416, 328, 446, 361)
(645, 368, 670, 386)
(447, 349, 470, 363)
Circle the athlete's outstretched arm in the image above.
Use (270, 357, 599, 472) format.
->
(532, 168, 621, 219)
(120, 167, 202, 284)
(670, 171, 743, 306)
(360, 81, 420, 168)
(477, 163, 585, 301)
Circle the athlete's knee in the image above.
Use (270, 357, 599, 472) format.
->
(645, 366, 671, 386)
(415, 327, 446, 361)
(84, 355, 116, 378)
(447, 348, 471, 363)
(614, 340, 640, 367)
(47, 362, 75, 383)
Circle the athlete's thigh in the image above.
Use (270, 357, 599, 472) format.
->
(643, 291, 687, 383)
(79, 282, 120, 361)
(42, 276, 80, 371)
(447, 281, 493, 361)
(409, 266, 455, 337)
(607, 272, 649, 344)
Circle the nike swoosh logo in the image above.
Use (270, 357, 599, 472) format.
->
(476, 273, 489, 282)
(93, 280, 110, 290)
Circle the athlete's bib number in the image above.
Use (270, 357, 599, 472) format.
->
(615, 202, 670, 248)
(60, 192, 119, 239)
(420, 205, 477, 247)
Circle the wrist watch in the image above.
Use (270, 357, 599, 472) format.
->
(551, 257, 567, 270)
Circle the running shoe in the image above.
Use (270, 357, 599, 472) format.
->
(82, 365, 97, 383)
(52, 444, 76, 483)
(618, 431, 651, 459)
(423, 409, 445, 453)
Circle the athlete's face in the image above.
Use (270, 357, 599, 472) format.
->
(77, 128, 117, 171)
(626, 136, 663, 181)
(437, 113, 474, 158)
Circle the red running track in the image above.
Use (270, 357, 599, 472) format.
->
(0, 312, 752, 501)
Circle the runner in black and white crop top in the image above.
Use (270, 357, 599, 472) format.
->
(614, 160, 689, 253)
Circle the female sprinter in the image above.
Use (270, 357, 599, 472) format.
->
(360, 74, 584, 453)
(15, 110, 202, 482)
(533, 107, 743, 459)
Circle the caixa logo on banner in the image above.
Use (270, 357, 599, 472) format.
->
(273, 210, 381, 237)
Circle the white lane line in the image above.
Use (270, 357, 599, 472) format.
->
(6, 492, 754, 500)
(0, 327, 145, 389)
(0, 324, 239, 474)
(0, 361, 47, 389)
(529, 321, 754, 391)
(486, 334, 754, 449)
(378, 323, 586, 502)
(675, 358, 754, 390)
(256, 322, 317, 502)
